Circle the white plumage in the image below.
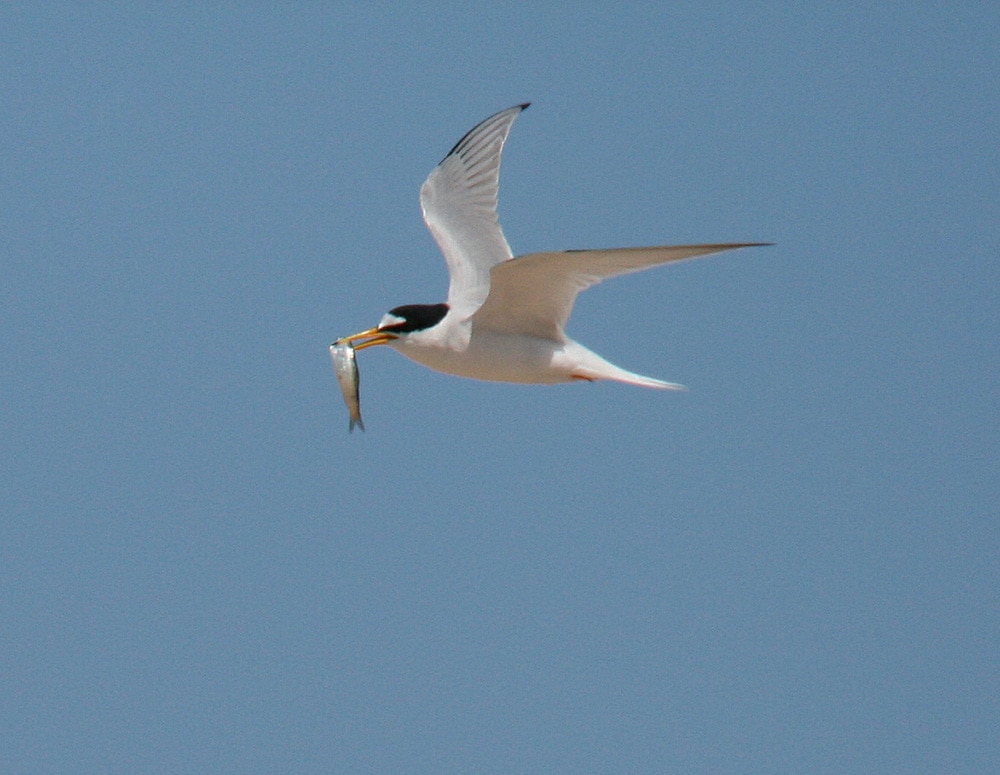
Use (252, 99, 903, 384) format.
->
(337, 104, 767, 389)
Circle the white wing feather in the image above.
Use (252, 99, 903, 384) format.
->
(472, 243, 769, 339)
(419, 104, 528, 319)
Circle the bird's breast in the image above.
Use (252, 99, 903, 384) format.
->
(392, 329, 571, 384)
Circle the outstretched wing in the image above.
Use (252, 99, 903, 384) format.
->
(472, 243, 771, 340)
(419, 104, 529, 319)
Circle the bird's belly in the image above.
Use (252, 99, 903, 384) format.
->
(392, 332, 573, 384)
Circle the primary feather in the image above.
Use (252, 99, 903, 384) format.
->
(473, 244, 763, 340)
(419, 104, 528, 319)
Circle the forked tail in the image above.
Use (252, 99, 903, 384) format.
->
(568, 344, 687, 390)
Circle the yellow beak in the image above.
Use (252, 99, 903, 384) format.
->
(335, 327, 399, 351)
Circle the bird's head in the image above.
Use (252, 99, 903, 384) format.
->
(336, 303, 449, 350)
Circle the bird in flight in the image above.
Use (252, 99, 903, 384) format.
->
(336, 103, 768, 390)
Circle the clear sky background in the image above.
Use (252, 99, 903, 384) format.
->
(2, 5, 997, 773)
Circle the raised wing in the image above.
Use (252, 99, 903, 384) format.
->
(472, 243, 770, 339)
(419, 104, 529, 319)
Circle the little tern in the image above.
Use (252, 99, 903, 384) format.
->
(337, 103, 768, 389)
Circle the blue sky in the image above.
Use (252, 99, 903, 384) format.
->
(2, 5, 997, 773)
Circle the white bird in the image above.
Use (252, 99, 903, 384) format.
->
(337, 103, 768, 389)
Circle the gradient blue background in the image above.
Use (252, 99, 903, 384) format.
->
(2, 5, 997, 773)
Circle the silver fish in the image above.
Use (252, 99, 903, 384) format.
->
(329, 342, 364, 432)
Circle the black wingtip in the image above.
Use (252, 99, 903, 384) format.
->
(440, 103, 532, 162)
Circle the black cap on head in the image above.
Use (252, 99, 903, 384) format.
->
(380, 303, 449, 334)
